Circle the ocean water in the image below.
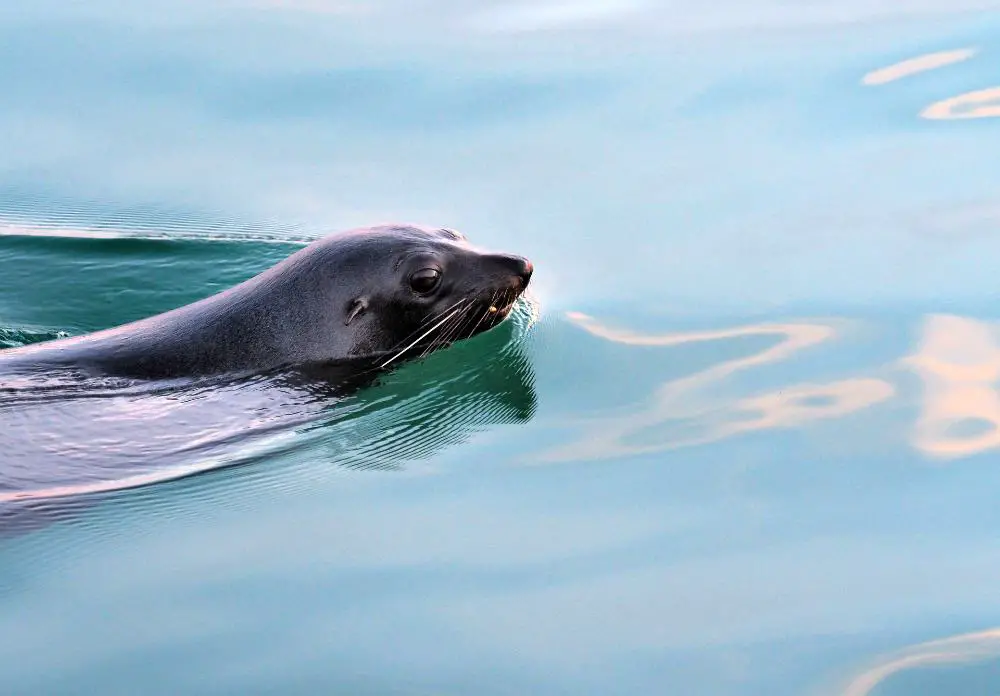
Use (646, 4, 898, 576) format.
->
(3, 1, 1000, 694)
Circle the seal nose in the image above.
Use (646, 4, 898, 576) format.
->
(496, 254, 533, 288)
(519, 257, 534, 282)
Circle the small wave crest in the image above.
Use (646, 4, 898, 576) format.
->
(0, 327, 70, 349)
(0, 188, 320, 245)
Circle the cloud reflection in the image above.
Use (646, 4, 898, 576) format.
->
(922, 86, 1000, 120)
(905, 314, 1000, 458)
(539, 313, 892, 461)
(862, 48, 976, 86)
(862, 47, 1000, 121)
(839, 628, 1000, 696)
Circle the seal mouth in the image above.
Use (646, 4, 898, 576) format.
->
(488, 298, 518, 319)
(428, 284, 525, 346)
(477, 279, 527, 326)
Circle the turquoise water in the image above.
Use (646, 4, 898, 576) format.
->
(4, 1, 1000, 693)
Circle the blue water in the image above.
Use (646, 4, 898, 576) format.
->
(4, 1, 1000, 694)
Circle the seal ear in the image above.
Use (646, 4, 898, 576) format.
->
(345, 297, 368, 326)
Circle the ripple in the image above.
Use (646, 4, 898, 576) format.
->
(0, 299, 538, 531)
(0, 188, 319, 244)
(307, 299, 538, 472)
(0, 370, 325, 503)
(0, 327, 69, 349)
(0, 220, 316, 245)
(538, 313, 892, 461)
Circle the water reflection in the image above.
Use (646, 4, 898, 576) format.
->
(469, 0, 645, 33)
(301, 308, 537, 472)
(735, 379, 892, 434)
(539, 313, 892, 461)
(862, 45, 1000, 121)
(905, 314, 1000, 459)
(861, 48, 976, 86)
(4, 0, 1000, 691)
(923, 87, 1000, 120)
(0, 302, 536, 534)
(838, 628, 1000, 696)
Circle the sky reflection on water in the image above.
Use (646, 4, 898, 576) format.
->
(3, 0, 1000, 694)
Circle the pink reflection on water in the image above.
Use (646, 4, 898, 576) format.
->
(536, 313, 892, 462)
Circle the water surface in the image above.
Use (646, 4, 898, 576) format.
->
(3, 1, 1000, 694)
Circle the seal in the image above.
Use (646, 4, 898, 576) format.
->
(0, 224, 533, 380)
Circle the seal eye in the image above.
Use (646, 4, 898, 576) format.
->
(409, 268, 442, 295)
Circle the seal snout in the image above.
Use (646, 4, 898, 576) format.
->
(493, 254, 533, 290)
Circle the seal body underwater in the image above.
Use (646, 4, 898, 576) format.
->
(0, 224, 533, 380)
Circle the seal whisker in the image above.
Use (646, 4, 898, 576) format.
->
(416, 298, 469, 331)
(446, 303, 478, 343)
(375, 299, 467, 362)
(380, 297, 471, 357)
(419, 301, 474, 359)
(448, 298, 482, 339)
(423, 298, 476, 355)
(467, 290, 500, 339)
(380, 302, 470, 368)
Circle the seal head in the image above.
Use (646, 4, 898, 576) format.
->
(348, 225, 533, 365)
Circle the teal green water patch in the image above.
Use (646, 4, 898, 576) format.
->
(0, 235, 295, 332)
(0, 326, 69, 348)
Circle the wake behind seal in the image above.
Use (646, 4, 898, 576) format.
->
(0, 224, 534, 380)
